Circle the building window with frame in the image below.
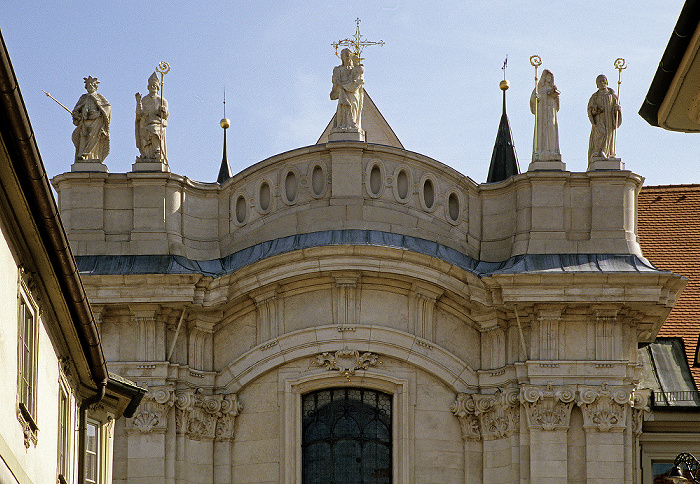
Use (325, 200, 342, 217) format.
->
(17, 277, 39, 448)
(57, 383, 71, 484)
(85, 419, 100, 484)
(302, 387, 392, 484)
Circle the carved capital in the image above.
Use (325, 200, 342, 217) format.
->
(310, 349, 383, 380)
(472, 389, 520, 440)
(451, 393, 481, 441)
(521, 382, 576, 431)
(128, 386, 242, 441)
(126, 385, 174, 434)
(577, 382, 632, 432)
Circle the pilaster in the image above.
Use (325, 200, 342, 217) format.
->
(333, 273, 360, 327)
(409, 283, 442, 341)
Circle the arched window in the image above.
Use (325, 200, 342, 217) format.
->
(302, 387, 392, 484)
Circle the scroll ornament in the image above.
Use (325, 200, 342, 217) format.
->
(451, 389, 520, 441)
(577, 383, 632, 432)
(521, 382, 576, 431)
(127, 385, 242, 441)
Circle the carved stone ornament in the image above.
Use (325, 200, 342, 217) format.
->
(521, 382, 576, 431)
(310, 349, 383, 380)
(452, 389, 521, 440)
(127, 385, 242, 441)
(17, 405, 38, 448)
(175, 388, 242, 441)
(472, 389, 520, 440)
(126, 385, 174, 434)
(631, 387, 651, 435)
(451, 393, 481, 440)
(577, 382, 632, 432)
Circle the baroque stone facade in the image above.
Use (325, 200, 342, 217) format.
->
(53, 125, 683, 482)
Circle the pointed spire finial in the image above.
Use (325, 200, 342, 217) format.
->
(487, 57, 519, 183)
(217, 87, 233, 184)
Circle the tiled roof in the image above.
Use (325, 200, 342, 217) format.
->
(638, 184, 700, 386)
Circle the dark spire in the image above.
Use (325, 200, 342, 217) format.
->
(487, 59, 520, 183)
(217, 89, 232, 184)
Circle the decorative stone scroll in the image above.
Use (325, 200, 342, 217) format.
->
(577, 382, 632, 432)
(310, 349, 383, 380)
(451, 389, 519, 441)
(521, 382, 576, 431)
(631, 388, 651, 435)
(126, 385, 173, 434)
(127, 385, 242, 441)
(451, 393, 481, 440)
(175, 388, 243, 441)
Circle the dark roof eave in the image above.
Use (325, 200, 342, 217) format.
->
(107, 374, 147, 418)
(0, 30, 108, 386)
(639, 0, 700, 126)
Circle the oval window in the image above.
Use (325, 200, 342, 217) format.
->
(448, 192, 460, 222)
(235, 195, 247, 224)
(311, 165, 325, 197)
(259, 181, 271, 212)
(423, 179, 434, 209)
(396, 169, 409, 201)
(369, 164, 382, 196)
(285, 171, 298, 203)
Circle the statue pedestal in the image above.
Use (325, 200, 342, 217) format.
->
(588, 157, 624, 171)
(71, 160, 109, 173)
(132, 158, 170, 173)
(528, 160, 566, 172)
(328, 130, 365, 142)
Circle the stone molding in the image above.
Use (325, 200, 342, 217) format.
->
(521, 382, 576, 431)
(126, 385, 242, 441)
(577, 383, 632, 432)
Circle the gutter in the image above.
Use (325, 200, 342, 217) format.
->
(0, 30, 108, 386)
(639, 0, 700, 126)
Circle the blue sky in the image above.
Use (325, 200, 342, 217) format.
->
(2, 1, 693, 186)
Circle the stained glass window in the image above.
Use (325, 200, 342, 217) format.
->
(302, 388, 392, 484)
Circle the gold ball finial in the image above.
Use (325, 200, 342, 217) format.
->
(220, 118, 231, 129)
(499, 79, 510, 91)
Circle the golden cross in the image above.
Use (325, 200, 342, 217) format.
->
(332, 18, 384, 65)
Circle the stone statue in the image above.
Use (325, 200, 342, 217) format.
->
(588, 74, 621, 162)
(530, 69, 561, 161)
(71, 76, 110, 162)
(135, 72, 168, 162)
(330, 48, 364, 133)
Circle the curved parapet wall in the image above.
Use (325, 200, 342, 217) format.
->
(52, 141, 644, 262)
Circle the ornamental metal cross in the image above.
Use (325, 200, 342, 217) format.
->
(332, 18, 384, 65)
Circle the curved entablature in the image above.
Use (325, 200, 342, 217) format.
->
(53, 141, 644, 263)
